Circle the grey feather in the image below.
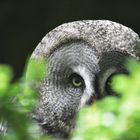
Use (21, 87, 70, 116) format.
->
(1, 20, 140, 139)
(31, 20, 140, 139)
(32, 20, 140, 59)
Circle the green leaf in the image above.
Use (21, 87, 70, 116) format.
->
(26, 58, 48, 84)
(0, 65, 13, 94)
(73, 59, 140, 140)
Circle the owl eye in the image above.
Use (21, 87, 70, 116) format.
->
(105, 73, 117, 95)
(105, 70, 128, 96)
(69, 73, 84, 88)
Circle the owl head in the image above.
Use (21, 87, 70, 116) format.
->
(30, 20, 140, 138)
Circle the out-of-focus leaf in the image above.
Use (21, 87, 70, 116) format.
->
(72, 59, 140, 140)
(18, 86, 38, 113)
(26, 58, 48, 84)
(0, 65, 13, 94)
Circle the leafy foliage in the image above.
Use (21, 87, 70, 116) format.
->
(0, 59, 140, 140)
(0, 59, 51, 140)
(72, 59, 140, 140)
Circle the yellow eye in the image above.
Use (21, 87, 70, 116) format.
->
(72, 78, 82, 87)
(70, 73, 83, 88)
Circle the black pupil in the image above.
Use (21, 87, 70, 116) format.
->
(74, 78, 80, 84)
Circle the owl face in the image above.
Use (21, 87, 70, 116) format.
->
(33, 41, 100, 137)
(32, 41, 130, 138)
(31, 20, 140, 138)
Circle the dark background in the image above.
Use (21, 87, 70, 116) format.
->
(0, 0, 140, 79)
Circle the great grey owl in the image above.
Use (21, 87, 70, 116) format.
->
(1, 20, 139, 139)
(30, 20, 140, 139)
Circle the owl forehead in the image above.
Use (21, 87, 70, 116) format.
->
(32, 20, 139, 60)
(48, 41, 99, 74)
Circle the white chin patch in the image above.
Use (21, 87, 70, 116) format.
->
(73, 66, 94, 110)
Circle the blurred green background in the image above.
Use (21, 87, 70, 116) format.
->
(0, 0, 140, 79)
